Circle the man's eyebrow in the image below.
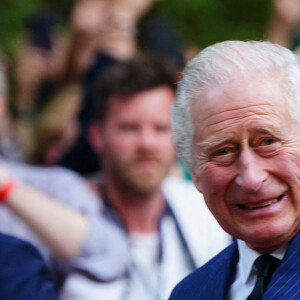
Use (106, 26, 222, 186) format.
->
(196, 137, 233, 154)
(196, 126, 285, 154)
(248, 126, 287, 142)
(251, 126, 281, 136)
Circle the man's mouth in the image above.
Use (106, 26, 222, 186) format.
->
(238, 194, 285, 210)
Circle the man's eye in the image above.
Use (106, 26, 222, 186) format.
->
(255, 136, 281, 157)
(262, 138, 275, 145)
(210, 146, 236, 165)
(216, 148, 231, 156)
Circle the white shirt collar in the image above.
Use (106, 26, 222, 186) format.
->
(237, 239, 288, 283)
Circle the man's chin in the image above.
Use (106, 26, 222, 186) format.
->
(132, 179, 161, 194)
(117, 162, 171, 194)
(124, 172, 164, 195)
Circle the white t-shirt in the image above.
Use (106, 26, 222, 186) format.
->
(60, 215, 194, 300)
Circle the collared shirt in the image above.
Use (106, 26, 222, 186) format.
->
(228, 239, 287, 300)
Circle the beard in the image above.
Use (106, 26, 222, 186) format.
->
(104, 150, 173, 197)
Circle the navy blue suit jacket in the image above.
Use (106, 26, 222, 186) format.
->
(0, 232, 57, 299)
(169, 231, 300, 299)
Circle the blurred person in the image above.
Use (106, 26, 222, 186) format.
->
(13, 0, 185, 175)
(30, 84, 82, 165)
(0, 54, 129, 290)
(267, 0, 300, 48)
(0, 232, 57, 299)
(169, 41, 300, 299)
(59, 55, 231, 300)
(0, 160, 129, 290)
(14, 0, 159, 115)
(0, 49, 25, 162)
(65, 0, 171, 77)
(14, 11, 57, 116)
(60, 0, 186, 175)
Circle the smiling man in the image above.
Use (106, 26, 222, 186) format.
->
(169, 41, 300, 299)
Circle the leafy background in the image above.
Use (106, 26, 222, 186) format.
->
(0, 0, 272, 58)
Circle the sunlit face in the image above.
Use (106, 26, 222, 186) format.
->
(191, 75, 300, 252)
(98, 86, 175, 196)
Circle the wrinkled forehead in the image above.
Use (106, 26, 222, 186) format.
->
(192, 73, 286, 119)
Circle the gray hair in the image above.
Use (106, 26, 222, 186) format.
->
(172, 40, 300, 172)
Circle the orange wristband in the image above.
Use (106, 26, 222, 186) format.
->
(0, 180, 16, 203)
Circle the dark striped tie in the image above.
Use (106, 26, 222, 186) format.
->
(247, 254, 280, 300)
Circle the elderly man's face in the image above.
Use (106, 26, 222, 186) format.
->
(191, 75, 300, 252)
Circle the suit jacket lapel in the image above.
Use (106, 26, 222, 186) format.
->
(208, 242, 239, 299)
(264, 230, 300, 299)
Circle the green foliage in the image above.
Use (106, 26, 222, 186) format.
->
(0, 0, 39, 57)
(158, 0, 272, 48)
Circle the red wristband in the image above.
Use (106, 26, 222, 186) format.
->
(0, 180, 16, 203)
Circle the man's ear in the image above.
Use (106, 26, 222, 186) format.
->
(190, 170, 203, 193)
(88, 121, 104, 153)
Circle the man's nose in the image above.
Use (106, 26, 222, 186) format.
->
(235, 147, 267, 193)
(138, 128, 157, 149)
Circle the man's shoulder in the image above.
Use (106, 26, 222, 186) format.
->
(162, 176, 204, 209)
(0, 233, 57, 299)
(169, 242, 238, 299)
(162, 176, 200, 195)
(0, 232, 47, 268)
(162, 176, 224, 233)
(162, 176, 232, 266)
(0, 231, 34, 249)
(162, 176, 218, 234)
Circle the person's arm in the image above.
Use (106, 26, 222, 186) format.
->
(14, 43, 52, 115)
(0, 167, 88, 260)
(0, 164, 129, 280)
(53, 0, 108, 84)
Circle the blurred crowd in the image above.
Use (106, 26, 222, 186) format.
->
(0, 0, 300, 299)
(10, 0, 188, 175)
